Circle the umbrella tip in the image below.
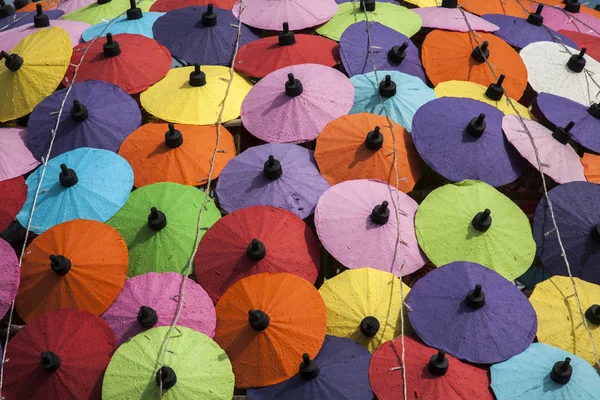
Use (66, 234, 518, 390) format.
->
(97, 0, 112, 4)
(0, 50, 23, 72)
(378, 75, 397, 98)
(137, 305, 158, 328)
(551, 122, 574, 145)
(40, 351, 61, 372)
(466, 113, 486, 138)
(441, 0, 457, 8)
(471, 41, 490, 63)
(465, 283, 486, 309)
(202, 3, 217, 27)
(155, 366, 177, 389)
(49, 254, 72, 275)
(278, 22, 296, 46)
(564, 0, 580, 13)
(388, 43, 408, 65)
(247, 238, 266, 261)
(70, 100, 88, 122)
(371, 200, 390, 225)
(471, 208, 491, 232)
(585, 304, 600, 325)
(189, 64, 207, 87)
(0, 0, 15, 17)
(33, 3, 49, 27)
(263, 155, 283, 180)
(365, 126, 384, 151)
(360, 316, 380, 337)
(359, 0, 375, 12)
(427, 350, 449, 376)
(126, 0, 142, 20)
(248, 309, 270, 331)
(299, 353, 320, 380)
(285, 73, 303, 97)
(550, 358, 573, 384)
(484, 74, 505, 101)
(165, 123, 183, 148)
(527, 4, 544, 26)
(587, 103, 600, 119)
(59, 164, 78, 188)
(103, 33, 121, 58)
(148, 207, 167, 231)
(567, 48, 587, 73)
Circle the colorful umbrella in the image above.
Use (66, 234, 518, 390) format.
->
(107, 182, 220, 277)
(0, 27, 71, 122)
(369, 336, 494, 400)
(2, 309, 117, 400)
(15, 0, 57, 11)
(27, 80, 141, 160)
(0, 127, 39, 181)
(502, 114, 586, 184)
(117, 122, 235, 187)
(462, 0, 531, 18)
(194, 205, 320, 303)
(216, 143, 331, 219)
(407, 261, 537, 363)
(0, 9, 63, 31)
(55, 0, 97, 14)
(235, 22, 340, 79)
(246, 336, 373, 400)
(582, 152, 600, 183)
(319, 268, 411, 353)
(339, 22, 426, 81)
(103, 326, 234, 399)
(415, 180, 536, 280)
(540, 4, 600, 38)
(101, 272, 216, 344)
(422, 30, 528, 100)
(349, 71, 436, 132)
(140, 65, 252, 125)
(64, 33, 171, 94)
(150, 0, 237, 11)
(559, 30, 600, 61)
(0, 238, 19, 319)
(214, 272, 327, 388)
(16, 148, 133, 234)
(62, 0, 155, 25)
(233, 0, 338, 31)
(315, 2, 421, 42)
(412, 97, 527, 187)
(0, 19, 89, 50)
(315, 179, 426, 276)
(0, 176, 26, 232)
(413, 2, 499, 32)
(241, 63, 353, 143)
(82, 10, 164, 40)
(491, 343, 600, 399)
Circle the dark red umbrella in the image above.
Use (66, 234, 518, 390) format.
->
(150, 0, 237, 11)
(0, 176, 27, 232)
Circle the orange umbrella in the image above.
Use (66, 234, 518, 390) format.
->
(214, 272, 327, 388)
(314, 113, 423, 193)
(422, 30, 528, 100)
(18, 0, 57, 11)
(582, 153, 600, 184)
(462, 0, 532, 17)
(15, 219, 128, 322)
(118, 122, 236, 188)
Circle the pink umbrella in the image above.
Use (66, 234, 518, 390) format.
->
(502, 114, 586, 184)
(541, 4, 600, 38)
(100, 272, 216, 344)
(0, 238, 19, 319)
(232, 0, 338, 30)
(0, 128, 39, 182)
(314, 179, 427, 277)
(0, 20, 90, 49)
(412, 0, 499, 32)
(241, 63, 354, 143)
(55, 0, 96, 14)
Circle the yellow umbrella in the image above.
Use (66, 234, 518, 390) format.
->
(62, 0, 156, 25)
(318, 268, 411, 353)
(403, 0, 438, 6)
(529, 276, 600, 366)
(0, 27, 72, 123)
(140, 65, 252, 125)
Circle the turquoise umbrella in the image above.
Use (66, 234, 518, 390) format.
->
(82, 11, 164, 41)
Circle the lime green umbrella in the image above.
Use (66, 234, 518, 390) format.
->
(415, 180, 535, 281)
(63, 0, 156, 25)
(316, 2, 422, 42)
(107, 182, 220, 277)
(103, 326, 234, 400)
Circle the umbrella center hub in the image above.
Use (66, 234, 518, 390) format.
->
(484, 74, 505, 101)
(248, 309, 270, 331)
(360, 316, 380, 337)
(148, 207, 167, 231)
(359, 0, 376, 12)
(33, 4, 50, 28)
(465, 284, 486, 309)
(370, 201, 390, 225)
(0, 1, 15, 18)
(97, 0, 112, 5)
(585, 304, 600, 325)
(49, 255, 72, 275)
(550, 358, 573, 384)
(587, 103, 600, 120)
(591, 225, 600, 244)
(164, 123, 183, 148)
(551, 122, 574, 145)
(527, 4, 544, 26)
(189, 65, 207, 87)
(103, 33, 121, 58)
(471, 209, 492, 232)
(201, 4, 217, 27)
(263, 155, 282, 180)
(471, 41, 490, 64)
(365, 126, 384, 151)
(40, 351, 61, 372)
(246, 238, 266, 261)
(388, 43, 408, 65)
(427, 350, 449, 376)
(0, 51, 23, 72)
(59, 164, 78, 188)
(567, 48, 587, 73)
(466, 113, 486, 138)
(441, 0, 457, 8)
(564, 0, 580, 13)
(299, 353, 320, 380)
(137, 305, 159, 328)
(378, 75, 396, 98)
(278, 22, 295, 46)
(155, 366, 177, 389)
(285, 73, 303, 97)
(70, 100, 89, 122)
(126, 0, 143, 20)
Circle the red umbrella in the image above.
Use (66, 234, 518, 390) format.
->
(150, 0, 237, 11)
(2, 309, 117, 400)
(195, 205, 320, 303)
(0, 176, 27, 232)
(63, 33, 171, 94)
(558, 30, 600, 62)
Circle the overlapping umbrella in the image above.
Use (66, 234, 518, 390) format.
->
(150, 0, 236, 11)
(233, 0, 338, 31)
(82, 7, 164, 40)
(0, 238, 19, 319)
(63, 0, 155, 25)
(0, 127, 38, 181)
(0, 8, 63, 31)
(413, 0, 499, 32)
(0, 176, 26, 232)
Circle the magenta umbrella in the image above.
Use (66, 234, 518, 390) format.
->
(0, 19, 89, 49)
(541, 4, 600, 38)
(413, 0, 499, 32)
(55, 0, 96, 14)
(0, 127, 39, 182)
(232, 0, 338, 30)
(0, 238, 19, 319)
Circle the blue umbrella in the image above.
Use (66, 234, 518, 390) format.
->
(491, 343, 600, 399)
(17, 148, 133, 234)
(82, 9, 164, 40)
(349, 70, 436, 132)
(0, 8, 63, 31)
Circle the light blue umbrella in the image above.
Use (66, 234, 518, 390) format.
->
(349, 70, 436, 132)
(17, 147, 133, 234)
(81, 11, 164, 41)
(491, 343, 600, 400)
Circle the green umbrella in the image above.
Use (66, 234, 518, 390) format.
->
(415, 180, 535, 281)
(316, 2, 422, 42)
(107, 182, 220, 277)
(103, 326, 234, 400)
(62, 0, 156, 25)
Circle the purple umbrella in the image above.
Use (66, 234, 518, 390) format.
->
(339, 21, 426, 82)
(246, 335, 373, 400)
(0, 238, 19, 319)
(406, 261, 537, 364)
(101, 272, 216, 344)
(27, 80, 142, 161)
(533, 181, 600, 285)
(412, 97, 527, 187)
(215, 143, 331, 220)
(152, 4, 259, 66)
(0, 9, 63, 31)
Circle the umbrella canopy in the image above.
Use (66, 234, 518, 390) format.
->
(241, 63, 353, 143)
(103, 326, 235, 400)
(82, 11, 164, 40)
(491, 343, 600, 399)
(319, 268, 412, 353)
(101, 272, 216, 344)
(2, 309, 117, 400)
(415, 180, 536, 280)
(232, 0, 338, 31)
(369, 336, 494, 400)
(62, 0, 155, 25)
(0, 127, 39, 181)
(140, 65, 252, 124)
(0, 238, 19, 319)
(64, 33, 171, 94)
(107, 182, 220, 277)
(316, 2, 421, 42)
(462, 0, 531, 17)
(16, 0, 58, 11)
(540, 4, 600, 38)
(422, 30, 528, 100)
(117, 122, 235, 187)
(349, 71, 436, 132)
(55, 0, 96, 14)
(530, 275, 600, 365)
(27, 80, 141, 160)
(235, 23, 339, 79)
(246, 336, 373, 400)
(582, 152, 600, 183)
(16, 148, 133, 234)
(315, 179, 426, 276)
(559, 30, 600, 61)
(502, 114, 586, 184)
(407, 261, 537, 363)
(0, 27, 71, 122)
(150, 0, 237, 11)
(412, 97, 527, 187)
(0, 10, 63, 31)
(214, 272, 327, 388)
(339, 22, 426, 81)
(194, 205, 320, 303)
(0, 20, 89, 50)
(413, 4, 499, 32)
(0, 176, 26, 232)
(215, 143, 331, 220)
